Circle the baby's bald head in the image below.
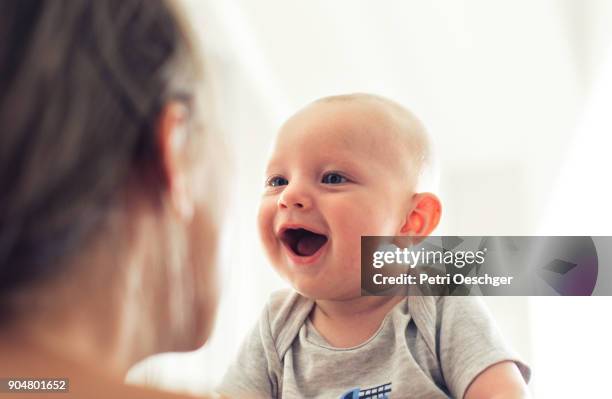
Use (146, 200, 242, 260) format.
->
(305, 93, 435, 193)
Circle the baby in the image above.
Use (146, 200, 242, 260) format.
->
(219, 94, 531, 398)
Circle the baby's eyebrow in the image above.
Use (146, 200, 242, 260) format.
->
(264, 160, 283, 175)
(316, 156, 363, 171)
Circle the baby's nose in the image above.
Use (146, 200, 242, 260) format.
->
(278, 183, 312, 210)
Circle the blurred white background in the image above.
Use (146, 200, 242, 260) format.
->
(127, 1, 612, 397)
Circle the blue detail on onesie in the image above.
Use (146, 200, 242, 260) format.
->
(339, 382, 392, 399)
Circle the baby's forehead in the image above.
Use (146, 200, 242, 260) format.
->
(279, 98, 422, 157)
(271, 95, 429, 188)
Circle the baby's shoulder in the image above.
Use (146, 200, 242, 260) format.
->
(265, 289, 311, 316)
(261, 289, 314, 347)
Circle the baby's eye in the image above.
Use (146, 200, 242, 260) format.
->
(266, 175, 288, 187)
(321, 172, 348, 185)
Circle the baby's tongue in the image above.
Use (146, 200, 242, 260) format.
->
(296, 234, 326, 256)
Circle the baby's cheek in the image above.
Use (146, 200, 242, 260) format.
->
(342, 213, 392, 267)
(334, 226, 364, 271)
(257, 202, 276, 254)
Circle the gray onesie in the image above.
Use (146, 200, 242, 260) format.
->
(219, 290, 530, 398)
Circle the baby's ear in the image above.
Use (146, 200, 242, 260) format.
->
(400, 193, 442, 237)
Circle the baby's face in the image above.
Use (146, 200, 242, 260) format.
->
(258, 100, 416, 300)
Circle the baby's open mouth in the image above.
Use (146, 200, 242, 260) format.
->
(280, 228, 328, 257)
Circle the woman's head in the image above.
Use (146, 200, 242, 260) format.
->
(0, 0, 222, 358)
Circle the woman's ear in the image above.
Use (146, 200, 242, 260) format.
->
(400, 192, 442, 236)
(156, 101, 194, 221)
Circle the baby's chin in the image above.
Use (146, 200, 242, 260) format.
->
(270, 250, 363, 300)
(289, 277, 361, 301)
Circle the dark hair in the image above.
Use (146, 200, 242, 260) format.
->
(0, 0, 197, 297)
